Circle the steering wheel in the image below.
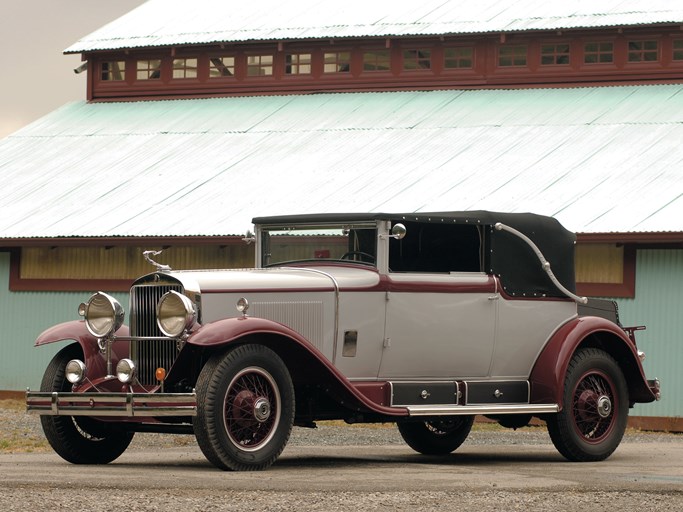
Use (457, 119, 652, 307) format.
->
(340, 251, 375, 263)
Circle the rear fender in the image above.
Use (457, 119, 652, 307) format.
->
(34, 320, 130, 379)
(529, 316, 656, 407)
(187, 317, 407, 417)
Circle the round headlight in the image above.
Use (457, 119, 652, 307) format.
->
(116, 358, 136, 384)
(84, 292, 124, 338)
(157, 291, 196, 337)
(65, 359, 86, 384)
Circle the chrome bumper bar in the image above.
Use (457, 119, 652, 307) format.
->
(26, 390, 197, 417)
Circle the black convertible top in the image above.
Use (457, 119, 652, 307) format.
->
(253, 211, 576, 298)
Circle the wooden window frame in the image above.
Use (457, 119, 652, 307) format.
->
(101, 61, 126, 81)
(583, 41, 614, 65)
(172, 57, 198, 79)
(285, 53, 312, 75)
(362, 50, 391, 72)
(498, 45, 527, 67)
(627, 39, 659, 63)
(246, 54, 274, 77)
(323, 51, 352, 73)
(208, 55, 236, 78)
(540, 43, 570, 66)
(673, 39, 683, 61)
(402, 48, 432, 71)
(575, 245, 636, 298)
(136, 58, 162, 80)
(443, 46, 474, 70)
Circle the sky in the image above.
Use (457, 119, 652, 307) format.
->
(0, 0, 146, 139)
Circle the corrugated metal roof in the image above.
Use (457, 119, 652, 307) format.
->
(65, 0, 683, 53)
(1, 84, 682, 238)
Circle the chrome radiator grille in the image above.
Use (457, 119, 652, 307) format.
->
(130, 282, 183, 386)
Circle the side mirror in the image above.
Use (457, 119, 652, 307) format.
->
(390, 223, 407, 240)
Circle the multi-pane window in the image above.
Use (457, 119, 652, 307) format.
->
(136, 59, 161, 80)
(324, 52, 351, 73)
(498, 45, 527, 67)
(101, 61, 125, 81)
(674, 40, 683, 61)
(172, 58, 198, 79)
(403, 49, 431, 70)
(444, 47, 473, 69)
(285, 53, 312, 75)
(584, 42, 613, 64)
(209, 56, 235, 77)
(247, 55, 274, 76)
(363, 50, 391, 72)
(628, 40, 659, 62)
(541, 44, 570, 65)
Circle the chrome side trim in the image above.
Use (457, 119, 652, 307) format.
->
(406, 403, 559, 416)
(26, 390, 197, 417)
(494, 222, 587, 304)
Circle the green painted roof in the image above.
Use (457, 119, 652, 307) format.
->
(1, 85, 682, 238)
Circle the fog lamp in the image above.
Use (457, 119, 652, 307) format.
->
(83, 292, 124, 338)
(65, 359, 86, 384)
(116, 358, 136, 383)
(157, 291, 197, 337)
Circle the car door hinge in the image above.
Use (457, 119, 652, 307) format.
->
(383, 337, 391, 348)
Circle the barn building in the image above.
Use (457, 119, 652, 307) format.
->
(0, 0, 681, 430)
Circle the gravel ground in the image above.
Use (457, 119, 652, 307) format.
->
(2, 399, 682, 511)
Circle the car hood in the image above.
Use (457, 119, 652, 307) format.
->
(146, 265, 381, 294)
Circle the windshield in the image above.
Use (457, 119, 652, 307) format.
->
(260, 223, 377, 267)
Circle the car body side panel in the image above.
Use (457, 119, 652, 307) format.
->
(379, 273, 496, 379)
(491, 298, 577, 378)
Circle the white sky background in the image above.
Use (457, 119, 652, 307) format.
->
(0, 0, 146, 139)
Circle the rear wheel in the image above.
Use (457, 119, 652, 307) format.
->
(193, 344, 295, 471)
(398, 416, 474, 455)
(547, 348, 628, 462)
(40, 344, 134, 464)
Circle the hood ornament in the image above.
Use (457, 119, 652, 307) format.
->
(143, 250, 172, 271)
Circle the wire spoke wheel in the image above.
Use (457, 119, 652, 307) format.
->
(224, 367, 280, 450)
(547, 348, 628, 462)
(193, 344, 295, 471)
(572, 371, 616, 442)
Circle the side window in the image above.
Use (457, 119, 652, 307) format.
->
(389, 223, 482, 272)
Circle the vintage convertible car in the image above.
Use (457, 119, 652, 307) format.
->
(26, 211, 660, 470)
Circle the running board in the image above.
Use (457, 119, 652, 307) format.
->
(406, 403, 559, 417)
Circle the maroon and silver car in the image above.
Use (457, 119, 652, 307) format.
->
(26, 211, 660, 470)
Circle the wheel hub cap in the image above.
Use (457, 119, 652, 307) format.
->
(254, 397, 271, 423)
(597, 395, 612, 418)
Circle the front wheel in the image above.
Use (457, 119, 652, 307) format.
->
(193, 344, 295, 471)
(547, 348, 629, 462)
(398, 416, 474, 455)
(40, 344, 134, 464)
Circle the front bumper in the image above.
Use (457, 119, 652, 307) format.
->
(26, 390, 197, 417)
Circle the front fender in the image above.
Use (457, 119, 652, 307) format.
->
(35, 320, 130, 379)
(187, 317, 407, 417)
(529, 316, 656, 407)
